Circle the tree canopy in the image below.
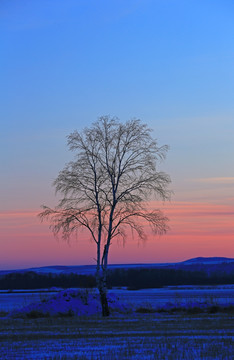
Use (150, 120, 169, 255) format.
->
(39, 116, 171, 315)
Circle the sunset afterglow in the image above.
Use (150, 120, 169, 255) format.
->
(1, 1, 234, 270)
(1, 198, 233, 269)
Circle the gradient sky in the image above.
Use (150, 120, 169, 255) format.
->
(0, 0, 234, 269)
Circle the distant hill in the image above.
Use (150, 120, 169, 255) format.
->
(0, 263, 167, 276)
(181, 257, 234, 265)
(1, 257, 234, 276)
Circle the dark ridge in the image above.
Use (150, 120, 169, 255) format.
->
(181, 257, 234, 264)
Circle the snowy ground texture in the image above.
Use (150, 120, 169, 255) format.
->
(8, 289, 131, 318)
(1, 284, 234, 313)
(1, 288, 233, 359)
(5, 287, 234, 319)
(1, 313, 233, 359)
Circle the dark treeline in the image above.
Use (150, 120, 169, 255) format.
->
(0, 272, 96, 290)
(107, 267, 234, 289)
(0, 266, 233, 290)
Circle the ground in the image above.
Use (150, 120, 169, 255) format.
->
(2, 312, 233, 359)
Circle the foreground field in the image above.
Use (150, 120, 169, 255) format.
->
(2, 312, 234, 359)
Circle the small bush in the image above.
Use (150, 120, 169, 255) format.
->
(57, 310, 75, 317)
(0, 311, 8, 317)
(157, 308, 167, 313)
(135, 307, 156, 313)
(168, 307, 184, 313)
(187, 307, 204, 314)
(223, 305, 234, 314)
(26, 310, 50, 319)
(207, 305, 220, 314)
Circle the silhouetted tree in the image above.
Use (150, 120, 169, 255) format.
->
(39, 116, 171, 316)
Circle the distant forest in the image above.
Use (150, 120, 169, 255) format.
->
(107, 266, 234, 290)
(0, 272, 95, 290)
(0, 263, 234, 290)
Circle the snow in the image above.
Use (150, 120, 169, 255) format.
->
(1, 285, 233, 314)
(8, 289, 131, 318)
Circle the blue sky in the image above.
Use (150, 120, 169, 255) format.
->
(1, 0, 234, 207)
(0, 0, 234, 268)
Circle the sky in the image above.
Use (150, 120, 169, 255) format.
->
(0, 0, 234, 269)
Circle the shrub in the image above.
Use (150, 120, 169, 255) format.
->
(208, 305, 220, 314)
(135, 307, 156, 313)
(26, 310, 50, 319)
(223, 305, 234, 314)
(57, 310, 75, 317)
(187, 307, 204, 314)
(0, 311, 8, 317)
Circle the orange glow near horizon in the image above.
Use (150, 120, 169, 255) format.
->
(0, 201, 233, 270)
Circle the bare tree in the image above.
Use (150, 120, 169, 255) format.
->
(39, 116, 171, 316)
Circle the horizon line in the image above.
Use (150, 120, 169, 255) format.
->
(1, 256, 234, 272)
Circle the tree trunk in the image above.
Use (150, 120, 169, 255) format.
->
(99, 285, 110, 317)
(96, 267, 110, 317)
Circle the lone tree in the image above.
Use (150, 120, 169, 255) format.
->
(39, 116, 171, 316)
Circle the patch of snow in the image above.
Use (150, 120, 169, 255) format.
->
(8, 289, 131, 318)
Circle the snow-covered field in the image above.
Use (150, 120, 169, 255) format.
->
(1, 285, 234, 312)
(0, 290, 58, 312)
(1, 313, 233, 359)
(1, 286, 233, 359)
(110, 285, 234, 310)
